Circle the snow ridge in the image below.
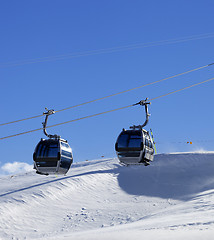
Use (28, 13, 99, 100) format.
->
(0, 153, 214, 240)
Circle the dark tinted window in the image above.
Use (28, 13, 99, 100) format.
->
(60, 156, 72, 169)
(61, 150, 72, 158)
(145, 139, 149, 147)
(47, 144, 58, 157)
(36, 142, 58, 158)
(61, 142, 70, 149)
(117, 134, 129, 148)
(128, 135, 141, 148)
(117, 131, 142, 149)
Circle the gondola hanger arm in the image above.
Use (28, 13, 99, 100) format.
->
(42, 108, 60, 139)
(131, 98, 151, 129)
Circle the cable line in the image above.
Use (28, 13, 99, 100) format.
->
(0, 62, 213, 127)
(1, 76, 214, 141)
(0, 114, 44, 127)
(0, 105, 133, 140)
(149, 77, 214, 101)
(1, 32, 214, 69)
(54, 62, 214, 113)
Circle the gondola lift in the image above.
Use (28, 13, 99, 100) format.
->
(33, 109, 73, 175)
(115, 98, 155, 166)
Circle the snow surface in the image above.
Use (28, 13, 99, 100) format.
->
(0, 152, 214, 240)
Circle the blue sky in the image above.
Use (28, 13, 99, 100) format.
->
(0, 0, 214, 172)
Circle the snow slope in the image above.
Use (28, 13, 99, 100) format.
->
(0, 152, 214, 240)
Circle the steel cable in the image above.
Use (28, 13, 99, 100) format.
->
(1, 76, 214, 140)
(0, 62, 213, 126)
(1, 32, 214, 69)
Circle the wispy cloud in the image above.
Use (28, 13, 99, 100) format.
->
(0, 162, 33, 175)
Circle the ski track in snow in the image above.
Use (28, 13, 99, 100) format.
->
(0, 152, 214, 240)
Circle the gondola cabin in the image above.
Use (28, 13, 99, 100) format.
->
(115, 98, 155, 166)
(33, 138, 73, 175)
(33, 108, 73, 175)
(115, 128, 154, 165)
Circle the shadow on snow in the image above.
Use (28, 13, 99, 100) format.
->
(1, 153, 214, 200)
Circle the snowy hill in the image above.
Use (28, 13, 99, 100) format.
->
(0, 152, 214, 240)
